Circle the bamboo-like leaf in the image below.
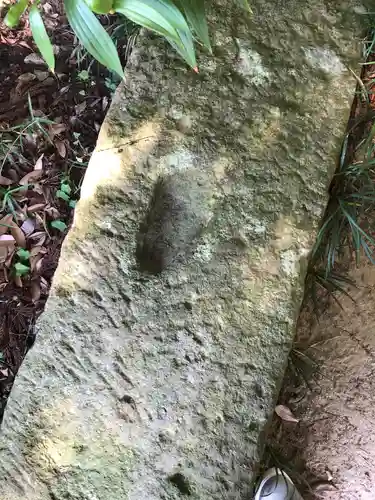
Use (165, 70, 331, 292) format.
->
(65, 0, 124, 78)
(3, 0, 28, 28)
(173, 0, 211, 51)
(29, 4, 55, 72)
(114, 0, 197, 69)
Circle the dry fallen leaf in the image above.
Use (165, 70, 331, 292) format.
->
(49, 123, 66, 139)
(7, 168, 19, 183)
(21, 218, 36, 237)
(275, 405, 299, 423)
(75, 101, 87, 115)
(34, 154, 44, 170)
(0, 247, 7, 264)
(30, 245, 43, 257)
(14, 275, 23, 288)
(19, 170, 43, 185)
(0, 175, 13, 186)
(31, 279, 41, 302)
(29, 231, 47, 246)
(0, 214, 13, 236)
(10, 223, 26, 248)
(45, 206, 60, 219)
(5, 248, 15, 268)
(28, 203, 45, 213)
(0, 235, 16, 247)
(55, 140, 67, 158)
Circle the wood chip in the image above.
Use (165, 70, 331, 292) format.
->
(275, 405, 299, 423)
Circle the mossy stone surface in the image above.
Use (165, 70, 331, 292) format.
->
(0, 1, 370, 498)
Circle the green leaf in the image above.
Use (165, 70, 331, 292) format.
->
(56, 190, 70, 201)
(51, 220, 68, 232)
(4, 0, 28, 28)
(64, 0, 124, 79)
(14, 262, 30, 277)
(17, 248, 31, 261)
(236, 0, 253, 13)
(77, 69, 90, 81)
(84, 0, 114, 14)
(61, 182, 72, 195)
(29, 4, 56, 72)
(173, 0, 211, 51)
(69, 199, 77, 209)
(114, 0, 197, 69)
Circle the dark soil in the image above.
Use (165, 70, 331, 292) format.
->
(0, 2, 133, 421)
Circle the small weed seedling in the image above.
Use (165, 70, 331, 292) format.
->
(56, 179, 77, 209)
(13, 248, 31, 277)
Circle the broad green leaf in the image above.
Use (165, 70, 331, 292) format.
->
(56, 190, 70, 201)
(173, 0, 210, 51)
(84, 0, 114, 14)
(16, 248, 30, 261)
(61, 182, 72, 195)
(114, 0, 197, 69)
(14, 262, 30, 276)
(165, 31, 196, 69)
(69, 199, 77, 208)
(4, 0, 28, 28)
(51, 219, 68, 232)
(64, 0, 124, 78)
(29, 4, 55, 72)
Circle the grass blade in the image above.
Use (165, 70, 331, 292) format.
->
(3, 0, 28, 28)
(65, 0, 124, 78)
(29, 4, 55, 72)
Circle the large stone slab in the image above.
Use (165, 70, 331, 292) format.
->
(0, 2, 369, 499)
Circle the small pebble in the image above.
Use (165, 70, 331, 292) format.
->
(177, 116, 192, 133)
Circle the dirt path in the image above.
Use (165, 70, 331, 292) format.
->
(271, 263, 375, 500)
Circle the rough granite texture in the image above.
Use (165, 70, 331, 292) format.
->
(0, 1, 370, 499)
